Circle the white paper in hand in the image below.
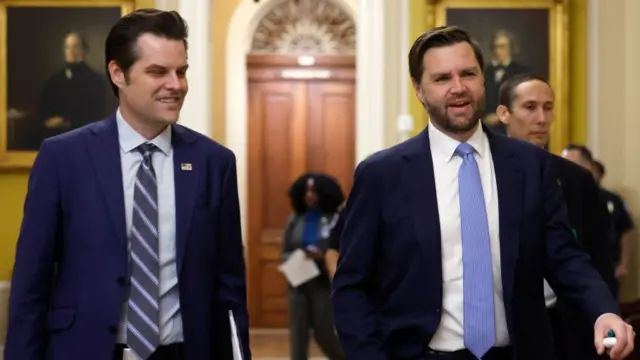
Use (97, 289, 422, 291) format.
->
(229, 310, 244, 360)
(278, 249, 320, 287)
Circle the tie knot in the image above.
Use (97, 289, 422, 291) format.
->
(455, 143, 475, 157)
(137, 143, 158, 158)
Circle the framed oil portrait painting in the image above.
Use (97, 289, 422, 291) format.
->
(425, 0, 569, 154)
(0, 0, 135, 168)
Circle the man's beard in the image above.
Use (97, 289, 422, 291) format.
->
(424, 95, 485, 134)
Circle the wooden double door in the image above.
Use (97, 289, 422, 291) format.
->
(246, 54, 355, 327)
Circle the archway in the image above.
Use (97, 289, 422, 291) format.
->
(230, 0, 356, 327)
(225, 0, 356, 243)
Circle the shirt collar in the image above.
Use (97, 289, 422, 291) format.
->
(116, 108, 172, 156)
(428, 121, 487, 163)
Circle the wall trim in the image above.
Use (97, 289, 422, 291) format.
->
(586, 0, 599, 154)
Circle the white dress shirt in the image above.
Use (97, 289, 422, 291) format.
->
(427, 123, 510, 351)
(115, 109, 184, 344)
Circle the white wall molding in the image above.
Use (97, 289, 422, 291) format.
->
(154, 0, 211, 137)
(586, 0, 599, 153)
(355, 0, 385, 162)
(177, 0, 211, 136)
(587, 0, 640, 300)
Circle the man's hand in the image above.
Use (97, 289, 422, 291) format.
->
(594, 313, 635, 359)
(616, 263, 629, 278)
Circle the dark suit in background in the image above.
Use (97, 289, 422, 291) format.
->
(551, 155, 615, 289)
(548, 154, 614, 360)
(600, 187, 635, 298)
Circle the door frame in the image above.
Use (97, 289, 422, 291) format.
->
(246, 53, 355, 327)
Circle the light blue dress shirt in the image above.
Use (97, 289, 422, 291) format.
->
(115, 109, 183, 344)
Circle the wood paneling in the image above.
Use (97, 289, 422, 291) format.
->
(247, 54, 355, 327)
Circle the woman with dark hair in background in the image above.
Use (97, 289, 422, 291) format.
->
(282, 173, 345, 360)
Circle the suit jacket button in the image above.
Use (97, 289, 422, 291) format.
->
(108, 326, 117, 335)
(116, 276, 127, 286)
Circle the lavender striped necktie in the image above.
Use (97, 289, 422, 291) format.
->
(127, 143, 161, 359)
(456, 143, 495, 359)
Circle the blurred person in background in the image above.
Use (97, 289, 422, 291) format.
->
(592, 159, 635, 293)
(282, 173, 345, 360)
(562, 144, 627, 297)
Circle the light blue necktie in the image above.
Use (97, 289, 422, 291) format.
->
(456, 143, 496, 359)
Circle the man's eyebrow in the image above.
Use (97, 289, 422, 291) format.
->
(143, 64, 189, 71)
(429, 67, 478, 78)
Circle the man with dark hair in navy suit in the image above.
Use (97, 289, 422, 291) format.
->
(5, 9, 250, 360)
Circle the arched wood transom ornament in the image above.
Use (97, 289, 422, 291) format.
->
(250, 0, 356, 54)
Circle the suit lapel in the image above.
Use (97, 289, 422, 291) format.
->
(171, 125, 198, 274)
(87, 115, 127, 248)
(486, 129, 523, 303)
(403, 130, 443, 280)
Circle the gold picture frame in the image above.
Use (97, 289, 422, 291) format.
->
(426, 0, 569, 155)
(0, 0, 135, 169)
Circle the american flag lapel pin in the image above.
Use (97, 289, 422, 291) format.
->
(181, 163, 192, 171)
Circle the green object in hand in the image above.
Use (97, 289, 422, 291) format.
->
(608, 330, 616, 337)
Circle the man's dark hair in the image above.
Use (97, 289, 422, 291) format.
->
(408, 25, 484, 84)
(592, 159, 606, 176)
(105, 8, 189, 97)
(498, 73, 550, 110)
(564, 143, 594, 163)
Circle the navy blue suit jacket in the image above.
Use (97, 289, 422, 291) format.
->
(332, 127, 619, 360)
(5, 115, 251, 360)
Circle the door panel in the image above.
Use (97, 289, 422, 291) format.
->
(248, 81, 306, 327)
(307, 81, 356, 194)
(247, 58, 355, 327)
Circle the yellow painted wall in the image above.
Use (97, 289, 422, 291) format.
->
(407, 0, 588, 144)
(568, 0, 587, 144)
(0, 174, 27, 280)
(0, 0, 156, 282)
(408, 0, 429, 135)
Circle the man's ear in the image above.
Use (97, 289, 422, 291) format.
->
(496, 105, 511, 125)
(108, 60, 126, 90)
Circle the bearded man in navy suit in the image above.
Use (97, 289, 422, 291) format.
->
(332, 25, 634, 360)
